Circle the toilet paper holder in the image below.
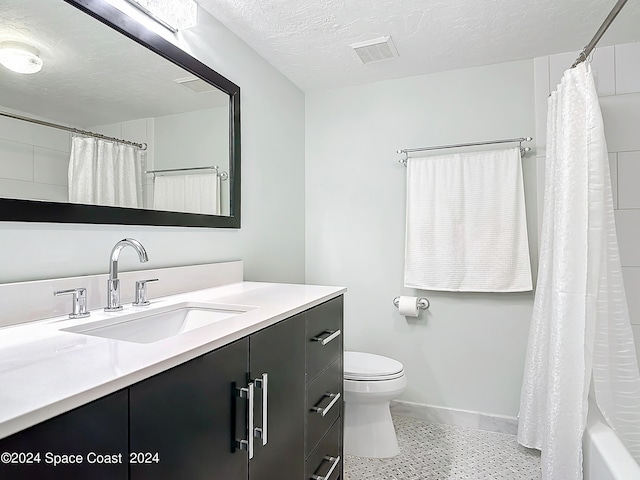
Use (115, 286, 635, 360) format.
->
(393, 296, 430, 310)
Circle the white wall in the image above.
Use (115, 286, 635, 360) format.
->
(534, 42, 640, 365)
(154, 108, 230, 214)
(0, 5, 306, 284)
(154, 107, 228, 172)
(305, 60, 536, 418)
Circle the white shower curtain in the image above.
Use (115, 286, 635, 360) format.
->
(68, 134, 144, 208)
(518, 63, 640, 479)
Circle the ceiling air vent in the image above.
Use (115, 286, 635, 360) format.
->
(349, 36, 399, 65)
(173, 76, 216, 93)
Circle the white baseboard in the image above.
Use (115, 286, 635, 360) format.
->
(390, 400, 518, 435)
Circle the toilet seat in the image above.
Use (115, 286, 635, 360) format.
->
(344, 351, 404, 381)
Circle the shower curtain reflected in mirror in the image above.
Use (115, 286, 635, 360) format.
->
(68, 134, 144, 208)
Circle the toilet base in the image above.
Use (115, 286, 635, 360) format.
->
(344, 400, 400, 458)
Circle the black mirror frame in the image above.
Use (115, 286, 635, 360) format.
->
(0, 0, 241, 228)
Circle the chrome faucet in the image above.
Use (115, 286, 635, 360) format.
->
(105, 238, 149, 312)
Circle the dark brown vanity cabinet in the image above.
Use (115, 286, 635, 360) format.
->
(0, 295, 343, 480)
(129, 313, 307, 480)
(305, 296, 344, 480)
(129, 338, 249, 480)
(249, 313, 306, 480)
(0, 390, 129, 480)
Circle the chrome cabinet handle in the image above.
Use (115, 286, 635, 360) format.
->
(311, 392, 341, 417)
(236, 382, 255, 459)
(311, 455, 341, 480)
(311, 329, 341, 346)
(254, 373, 268, 446)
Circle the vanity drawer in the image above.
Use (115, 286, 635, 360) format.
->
(306, 356, 342, 457)
(306, 296, 343, 382)
(305, 419, 342, 480)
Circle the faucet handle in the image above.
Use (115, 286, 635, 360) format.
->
(54, 288, 90, 319)
(133, 278, 159, 307)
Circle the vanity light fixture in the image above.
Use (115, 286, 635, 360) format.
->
(0, 41, 43, 74)
(125, 0, 198, 32)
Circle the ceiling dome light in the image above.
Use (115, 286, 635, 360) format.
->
(0, 41, 43, 74)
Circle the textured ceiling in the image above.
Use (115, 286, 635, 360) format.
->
(3, 0, 639, 125)
(196, 0, 640, 91)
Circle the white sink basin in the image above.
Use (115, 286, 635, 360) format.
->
(61, 303, 251, 344)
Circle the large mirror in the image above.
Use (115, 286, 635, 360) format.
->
(0, 0, 241, 228)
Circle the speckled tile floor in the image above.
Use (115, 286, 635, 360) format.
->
(344, 416, 541, 480)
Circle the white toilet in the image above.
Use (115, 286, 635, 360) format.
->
(343, 351, 407, 458)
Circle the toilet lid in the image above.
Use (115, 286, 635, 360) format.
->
(344, 351, 404, 380)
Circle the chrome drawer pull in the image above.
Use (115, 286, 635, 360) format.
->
(236, 382, 255, 459)
(311, 329, 341, 346)
(311, 455, 341, 480)
(254, 373, 268, 446)
(311, 392, 341, 417)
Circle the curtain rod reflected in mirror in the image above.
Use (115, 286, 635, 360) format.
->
(0, 111, 148, 150)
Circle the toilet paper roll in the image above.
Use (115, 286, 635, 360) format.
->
(398, 296, 420, 317)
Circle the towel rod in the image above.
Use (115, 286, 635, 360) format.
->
(397, 136, 533, 165)
(146, 165, 229, 180)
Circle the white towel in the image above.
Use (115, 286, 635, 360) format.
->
(153, 173, 220, 215)
(404, 147, 532, 292)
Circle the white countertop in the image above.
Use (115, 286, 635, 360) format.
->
(0, 281, 346, 440)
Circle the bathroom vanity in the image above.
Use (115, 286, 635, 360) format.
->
(0, 262, 344, 480)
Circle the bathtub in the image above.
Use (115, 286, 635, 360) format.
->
(583, 403, 640, 480)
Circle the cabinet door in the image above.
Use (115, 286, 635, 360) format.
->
(0, 390, 128, 480)
(249, 314, 305, 480)
(129, 338, 249, 480)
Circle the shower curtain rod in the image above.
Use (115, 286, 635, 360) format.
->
(397, 136, 533, 165)
(0, 111, 147, 150)
(571, 0, 629, 68)
(146, 165, 229, 180)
